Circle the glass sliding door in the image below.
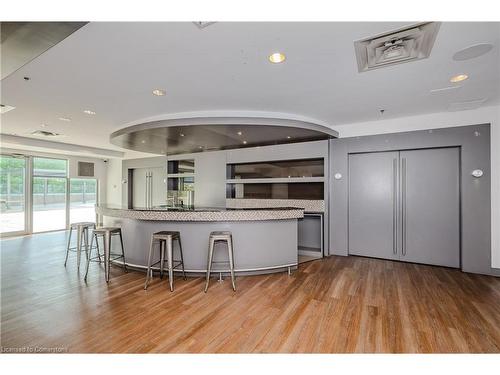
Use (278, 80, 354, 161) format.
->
(70, 178, 97, 224)
(32, 157, 68, 233)
(0, 155, 27, 235)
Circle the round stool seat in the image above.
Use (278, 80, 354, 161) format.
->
(210, 231, 231, 236)
(93, 226, 121, 234)
(152, 231, 180, 240)
(209, 231, 232, 240)
(70, 221, 95, 229)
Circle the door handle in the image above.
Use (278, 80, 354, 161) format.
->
(392, 158, 398, 255)
(401, 157, 407, 256)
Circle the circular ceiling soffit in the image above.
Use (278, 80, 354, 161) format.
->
(110, 116, 338, 155)
(452, 43, 494, 61)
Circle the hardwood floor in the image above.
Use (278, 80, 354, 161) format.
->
(1, 231, 500, 353)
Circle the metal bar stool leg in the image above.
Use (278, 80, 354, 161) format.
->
(95, 232, 101, 262)
(104, 231, 111, 283)
(84, 232, 96, 282)
(177, 236, 186, 280)
(83, 227, 89, 263)
(227, 235, 236, 291)
(167, 238, 174, 292)
(64, 226, 73, 266)
(89, 231, 101, 263)
(204, 237, 215, 293)
(76, 225, 83, 269)
(144, 236, 155, 289)
(118, 230, 127, 272)
(159, 240, 165, 279)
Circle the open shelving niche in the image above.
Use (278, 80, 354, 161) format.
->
(225, 158, 325, 263)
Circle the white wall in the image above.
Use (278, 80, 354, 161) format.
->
(332, 105, 500, 269)
(105, 158, 123, 206)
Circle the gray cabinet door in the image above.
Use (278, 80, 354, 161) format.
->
(348, 151, 399, 260)
(400, 148, 460, 268)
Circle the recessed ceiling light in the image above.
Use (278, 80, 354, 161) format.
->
(269, 52, 286, 64)
(198, 146, 203, 149)
(58, 117, 71, 122)
(180, 133, 185, 137)
(83, 110, 96, 115)
(152, 89, 166, 96)
(243, 140, 247, 144)
(141, 140, 146, 144)
(237, 131, 243, 136)
(450, 74, 468, 83)
(286, 136, 291, 139)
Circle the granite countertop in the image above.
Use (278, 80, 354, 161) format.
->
(96, 205, 304, 222)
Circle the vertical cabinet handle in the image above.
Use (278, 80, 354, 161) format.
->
(401, 158, 407, 256)
(145, 173, 148, 208)
(149, 172, 153, 208)
(392, 158, 398, 255)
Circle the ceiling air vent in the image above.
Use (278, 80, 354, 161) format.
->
(193, 21, 216, 29)
(354, 22, 440, 72)
(0, 104, 16, 114)
(78, 161, 95, 177)
(31, 130, 61, 137)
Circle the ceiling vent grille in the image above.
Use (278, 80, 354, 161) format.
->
(354, 22, 440, 72)
(78, 161, 95, 177)
(0, 104, 16, 114)
(193, 22, 216, 29)
(30, 130, 61, 137)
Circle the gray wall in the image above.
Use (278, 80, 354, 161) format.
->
(329, 123, 498, 276)
(168, 150, 227, 207)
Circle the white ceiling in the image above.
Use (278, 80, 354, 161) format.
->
(1, 21, 499, 157)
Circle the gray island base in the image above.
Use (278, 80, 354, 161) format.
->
(96, 205, 303, 276)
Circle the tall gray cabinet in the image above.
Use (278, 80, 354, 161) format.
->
(348, 147, 460, 268)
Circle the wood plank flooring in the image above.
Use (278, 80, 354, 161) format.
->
(1, 231, 500, 353)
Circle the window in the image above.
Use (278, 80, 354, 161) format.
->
(70, 178, 97, 224)
(32, 157, 68, 233)
(0, 155, 27, 234)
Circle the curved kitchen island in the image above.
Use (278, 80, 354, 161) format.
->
(96, 205, 303, 276)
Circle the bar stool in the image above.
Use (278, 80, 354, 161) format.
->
(144, 231, 186, 292)
(64, 222, 95, 269)
(204, 231, 236, 292)
(84, 227, 127, 283)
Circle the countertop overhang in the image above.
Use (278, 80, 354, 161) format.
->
(96, 205, 304, 222)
